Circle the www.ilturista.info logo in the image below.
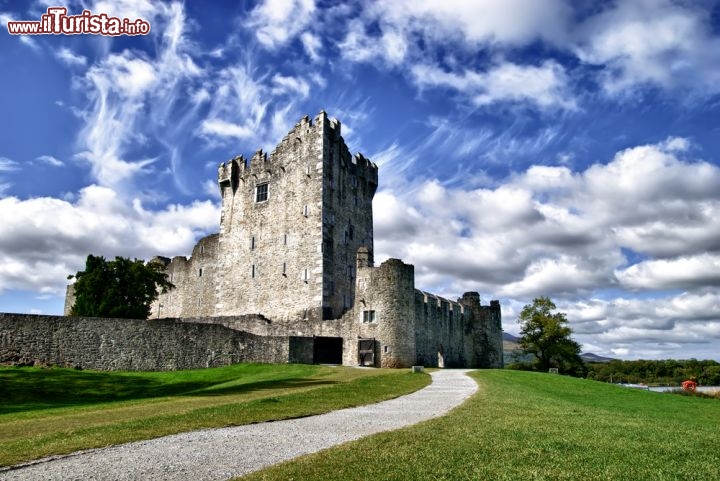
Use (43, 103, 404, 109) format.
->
(6, 7, 150, 36)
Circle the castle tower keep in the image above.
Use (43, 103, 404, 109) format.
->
(60, 112, 503, 370)
(151, 112, 377, 321)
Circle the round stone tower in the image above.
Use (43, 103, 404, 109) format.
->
(356, 258, 416, 368)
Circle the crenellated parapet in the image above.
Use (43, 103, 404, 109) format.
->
(216, 112, 378, 199)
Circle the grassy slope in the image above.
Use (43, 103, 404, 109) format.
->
(242, 370, 720, 481)
(0, 364, 429, 467)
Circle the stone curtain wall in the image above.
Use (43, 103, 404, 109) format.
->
(149, 234, 220, 319)
(0, 313, 288, 371)
(413, 291, 468, 368)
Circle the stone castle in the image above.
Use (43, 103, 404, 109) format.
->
(131, 111, 504, 369)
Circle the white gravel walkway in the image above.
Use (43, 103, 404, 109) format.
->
(0, 369, 477, 481)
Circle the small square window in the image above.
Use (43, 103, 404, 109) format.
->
(255, 183, 269, 202)
(362, 310, 376, 323)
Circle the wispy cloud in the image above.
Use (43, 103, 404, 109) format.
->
(54, 47, 87, 67)
(36, 155, 64, 167)
(245, 0, 316, 49)
(200, 119, 254, 140)
(0, 157, 20, 172)
(75, 2, 202, 193)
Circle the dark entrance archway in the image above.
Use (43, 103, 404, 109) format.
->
(313, 336, 343, 364)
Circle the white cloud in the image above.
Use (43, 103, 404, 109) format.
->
(574, 0, 720, 96)
(340, 0, 720, 103)
(271, 74, 310, 98)
(375, 137, 720, 303)
(300, 32, 322, 61)
(36, 155, 64, 167)
(616, 253, 720, 290)
(245, 0, 316, 49)
(54, 47, 87, 67)
(90, 0, 163, 24)
(202, 180, 221, 200)
(369, 134, 719, 358)
(0, 12, 40, 50)
(76, 2, 203, 191)
(411, 60, 576, 110)
(198, 65, 269, 145)
(0, 157, 20, 171)
(200, 119, 254, 140)
(369, 0, 569, 49)
(0, 185, 219, 295)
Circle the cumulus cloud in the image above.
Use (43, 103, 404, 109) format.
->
(562, 291, 720, 359)
(367, 0, 570, 50)
(337, 0, 720, 106)
(616, 254, 720, 290)
(374, 136, 720, 356)
(0, 185, 219, 295)
(573, 0, 720, 96)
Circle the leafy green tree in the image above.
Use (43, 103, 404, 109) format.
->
(518, 297, 585, 375)
(68, 255, 174, 319)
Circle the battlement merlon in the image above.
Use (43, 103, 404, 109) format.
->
(217, 155, 245, 191)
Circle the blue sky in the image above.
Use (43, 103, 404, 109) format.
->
(1, 0, 719, 361)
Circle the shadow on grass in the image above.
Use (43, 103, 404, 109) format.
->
(0, 368, 337, 414)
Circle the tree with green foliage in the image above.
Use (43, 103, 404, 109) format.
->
(68, 255, 174, 319)
(518, 297, 584, 375)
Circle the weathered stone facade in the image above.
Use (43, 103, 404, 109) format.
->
(0, 313, 288, 371)
(53, 112, 503, 370)
(148, 112, 376, 322)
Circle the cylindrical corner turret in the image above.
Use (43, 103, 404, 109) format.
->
(355, 258, 416, 368)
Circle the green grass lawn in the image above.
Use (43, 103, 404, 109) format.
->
(0, 363, 429, 467)
(241, 370, 720, 481)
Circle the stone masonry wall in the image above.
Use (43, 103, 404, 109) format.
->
(353, 258, 417, 368)
(149, 112, 377, 324)
(213, 114, 326, 321)
(150, 234, 219, 318)
(413, 291, 467, 368)
(0, 313, 288, 371)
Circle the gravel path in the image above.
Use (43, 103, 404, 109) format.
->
(0, 369, 477, 481)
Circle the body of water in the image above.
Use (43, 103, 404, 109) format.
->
(647, 386, 720, 393)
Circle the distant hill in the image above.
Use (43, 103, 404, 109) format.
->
(502, 332, 520, 342)
(502, 332, 521, 351)
(580, 352, 615, 363)
(502, 332, 616, 364)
